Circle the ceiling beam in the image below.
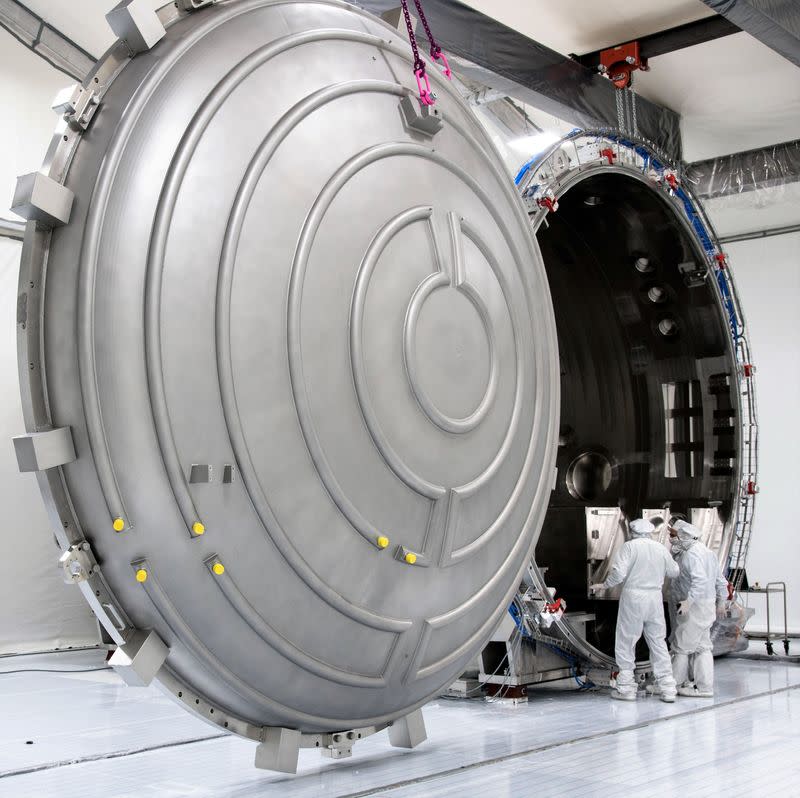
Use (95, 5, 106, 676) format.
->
(574, 15, 741, 68)
(355, 0, 682, 160)
(700, 0, 800, 67)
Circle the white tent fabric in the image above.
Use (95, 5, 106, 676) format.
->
(0, 237, 99, 654)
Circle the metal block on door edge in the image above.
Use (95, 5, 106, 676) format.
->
(13, 427, 76, 472)
(11, 174, 74, 228)
(106, 0, 166, 53)
(388, 708, 427, 748)
(254, 727, 301, 773)
(109, 629, 168, 687)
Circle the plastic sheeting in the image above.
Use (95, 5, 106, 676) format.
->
(685, 138, 800, 201)
(355, 0, 682, 161)
(0, 238, 99, 655)
(712, 599, 755, 655)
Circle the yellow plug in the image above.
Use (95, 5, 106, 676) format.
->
(192, 521, 205, 536)
(135, 568, 148, 583)
(212, 562, 225, 576)
(377, 535, 390, 549)
(404, 552, 417, 565)
(112, 517, 125, 532)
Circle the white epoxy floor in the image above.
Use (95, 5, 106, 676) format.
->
(0, 649, 798, 797)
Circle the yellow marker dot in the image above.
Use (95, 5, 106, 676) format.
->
(404, 552, 417, 565)
(112, 517, 125, 532)
(212, 562, 225, 576)
(135, 568, 148, 583)
(377, 535, 390, 549)
(192, 522, 205, 536)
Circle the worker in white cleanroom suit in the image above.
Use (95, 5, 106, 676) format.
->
(669, 519, 730, 697)
(666, 515, 687, 647)
(591, 518, 679, 702)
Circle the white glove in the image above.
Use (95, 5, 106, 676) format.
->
(590, 583, 605, 594)
(677, 599, 692, 616)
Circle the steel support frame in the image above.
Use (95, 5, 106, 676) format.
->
(718, 223, 800, 244)
(0, 218, 26, 240)
(0, 0, 97, 81)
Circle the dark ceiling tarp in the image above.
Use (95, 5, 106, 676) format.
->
(701, 0, 800, 67)
(354, 0, 682, 161)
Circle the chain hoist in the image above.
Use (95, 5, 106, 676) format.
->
(399, 0, 452, 106)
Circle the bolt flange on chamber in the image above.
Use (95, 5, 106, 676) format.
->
(507, 132, 757, 675)
(11, 0, 559, 772)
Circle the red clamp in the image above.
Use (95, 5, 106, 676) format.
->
(727, 582, 735, 601)
(537, 196, 559, 213)
(747, 480, 759, 495)
(538, 596, 566, 628)
(545, 598, 565, 614)
(664, 172, 680, 192)
(743, 363, 756, 377)
(599, 41, 649, 89)
(600, 147, 616, 165)
(714, 253, 728, 269)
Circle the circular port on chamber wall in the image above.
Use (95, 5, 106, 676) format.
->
(634, 256, 653, 273)
(658, 317, 679, 336)
(648, 285, 668, 303)
(566, 451, 613, 502)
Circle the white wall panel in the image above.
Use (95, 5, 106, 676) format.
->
(0, 32, 69, 221)
(0, 238, 98, 654)
(708, 224, 800, 633)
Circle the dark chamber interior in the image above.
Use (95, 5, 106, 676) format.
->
(534, 172, 738, 660)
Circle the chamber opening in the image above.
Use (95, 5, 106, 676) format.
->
(534, 172, 738, 660)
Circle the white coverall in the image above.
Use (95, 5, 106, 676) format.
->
(670, 522, 728, 695)
(599, 520, 679, 699)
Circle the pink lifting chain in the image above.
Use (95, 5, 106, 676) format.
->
(399, 0, 452, 106)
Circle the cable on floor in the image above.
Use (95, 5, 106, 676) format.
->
(0, 666, 112, 676)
